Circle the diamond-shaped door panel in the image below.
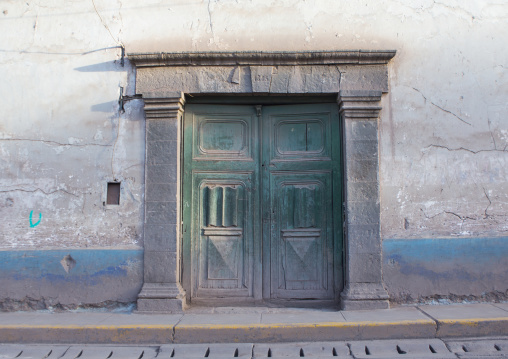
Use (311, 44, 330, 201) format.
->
(282, 229, 321, 284)
(204, 228, 243, 280)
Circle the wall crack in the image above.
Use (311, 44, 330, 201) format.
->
(0, 188, 81, 198)
(425, 144, 508, 154)
(482, 187, 492, 219)
(420, 208, 478, 222)
(207, 0, 214, 38)
(0, 138, 112, 147)
(91, 0, 123, 47)
(413, 87, 472, 126)
(335, 65, 343, 88)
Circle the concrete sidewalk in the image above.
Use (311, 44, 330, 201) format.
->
(0, 303, 507, 344)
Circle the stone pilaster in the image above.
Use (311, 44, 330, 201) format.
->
(338, 90, 390, 310)
(137, 92, 186, 313)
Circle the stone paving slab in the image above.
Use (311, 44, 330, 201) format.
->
(101, 313, 182, 326)
(420, 304, 508, 320)
(172, 306, 436, 343)
(339, 307, 436, 340)
(349, 339, 456, 359)
(173, 313, 263, 343)
(177, 313, 261, 325)
(341, 307, 427, 322)
(444, 338, 508, 358)
(0, 313, 181, 345)
(7, 345, 68, 358)
(0, 303, 508, 344)
(253, 342, 350, 357)
(0, 345, 159, 359)
(0, 345, 23, 358)
(259, 311, 346, 324)
(494, 303, 508, 314)
(419, 304, 508, 338)
(158, 344, 253, 358)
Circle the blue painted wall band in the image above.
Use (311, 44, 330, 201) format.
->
(383, 237, 508, 264)
(0, 249, 143, 285)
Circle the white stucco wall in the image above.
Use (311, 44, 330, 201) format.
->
(1, 0, 507, 246)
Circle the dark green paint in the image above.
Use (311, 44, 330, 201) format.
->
(183, 103, 342, 303)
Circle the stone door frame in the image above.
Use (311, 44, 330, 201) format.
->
(128, 51, 396, 312)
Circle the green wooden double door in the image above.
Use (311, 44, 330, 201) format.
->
(183, 103, 342, 303)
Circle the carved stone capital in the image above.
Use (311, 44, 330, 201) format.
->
(143, 92, 186, 120)
(338, 90, 382, 119)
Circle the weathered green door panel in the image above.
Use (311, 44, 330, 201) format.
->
(262, 104, 341, 300)
(183, 105, 260, 300)
(269, 171, 334, 298)
(183, 103, 341, 303)
(192, 172, 254, 298)
(266, 105, 333, 166)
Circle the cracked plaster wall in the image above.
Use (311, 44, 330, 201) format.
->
(0, 0, 507, 304)
(0, 1, 144, 250)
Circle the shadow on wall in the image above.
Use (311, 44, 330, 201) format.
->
(74, 61, 125, 73)
(74, 59, 124, 114)
(74, 57, 142, 113)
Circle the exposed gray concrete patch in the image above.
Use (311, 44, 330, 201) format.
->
(393, 291, 508, 306)
(60, 254, 76, 273)
(0, 298, 134, 312)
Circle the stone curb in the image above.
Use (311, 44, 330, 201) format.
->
(172, 320, 436, 343)
(0, 317, 507, 344)
(435, 317, 508, 338)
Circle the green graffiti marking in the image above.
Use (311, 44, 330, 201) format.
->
(29, 210, 41, 228)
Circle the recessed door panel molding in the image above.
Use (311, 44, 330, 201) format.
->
(192, 113, 254, 161)
(276, 120, 325, 155)
(269, 110, 332, 162)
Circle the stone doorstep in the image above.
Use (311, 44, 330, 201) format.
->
(0, 303, 506, 344)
